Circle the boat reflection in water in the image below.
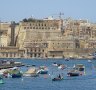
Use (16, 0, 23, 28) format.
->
(0, 75, 4, 84)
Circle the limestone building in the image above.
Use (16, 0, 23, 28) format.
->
(0, 17, 96, 59)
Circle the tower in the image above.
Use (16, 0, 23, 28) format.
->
(10, 21, 15, 46)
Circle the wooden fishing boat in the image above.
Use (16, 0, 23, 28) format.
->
(23, 67, 39, 77)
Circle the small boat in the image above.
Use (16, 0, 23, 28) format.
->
(65, 58, 69, 61)
(9, 67, 22, 78)
(58, 64, 67, 70)
(37, 66, 48, 74)
(52, 74, 63, 81)
(38, 70, 48, 74)
(23, 67, 39, 77)
(52, 77, 63, 81)
(0, 60, 24, 69)
(88, 60, 92, 63)
(52, 62, 58, 67)
(73, 64, 85, 72)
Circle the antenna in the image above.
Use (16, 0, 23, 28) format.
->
(51, 12, 64, 19)
(59, 12, 64, 19)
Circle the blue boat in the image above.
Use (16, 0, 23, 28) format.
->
(11, 73, 22, 78)
(38, 70, 48, 74)
(9, 67, 22, 78)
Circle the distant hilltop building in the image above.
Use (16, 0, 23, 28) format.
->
(0, 17, 96, 59)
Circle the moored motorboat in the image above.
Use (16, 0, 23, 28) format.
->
(65, 58, 70, 61)
(37, 66, 48, 74)
(67, 68, 80, 77)
(23, 67, 39, 77)
(52, 62, 58, 67)
(0, 60, 24, 69)
(8, 67, 23, 78)
(73, 64, 85, 75)
(58, 64, 67, 70)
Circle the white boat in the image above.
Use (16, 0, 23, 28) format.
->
(52, 62, 58, 67)
(23, 67, 39, 77)
(58, 64, 67, 70)
(88, 60, 92, 63)
(73, 64, 85, 71)
(73, 64, 86, 75)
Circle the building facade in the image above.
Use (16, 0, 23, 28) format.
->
(0, 17, 96, 59)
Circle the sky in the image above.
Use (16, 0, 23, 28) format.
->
(0, 0, 96, 22)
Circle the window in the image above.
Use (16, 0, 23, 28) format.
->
(10, 53, 12, 57)
(31, 48, 32, 51)
(24, 27, 26, 29)
(48, 27, 50, 29)
(35, 49, 36, 52)
(42, 49, 44, 52)
(34, 54, 37, 57)
(44, 24, 46, 26)
(30, 23, 31, 26)
(38, 53, 41, 57)
(30, 27, 32, 29)
(30, 54, 32, 57)
(27, 49, 29, 52)
(6, 53, 8, 57)
(27, 27, 29, 29)
(36, 27, 38, 29)
(14, 53, 16, 57)
(39, 49, 40, 52)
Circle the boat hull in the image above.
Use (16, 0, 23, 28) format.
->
(52, 77, 63, 81)
(67, 72, 79, 77)
(23, 73, 39, 77)
(12, 74, 22, 78)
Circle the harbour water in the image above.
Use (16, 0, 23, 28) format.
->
(0, 58, 96, 90)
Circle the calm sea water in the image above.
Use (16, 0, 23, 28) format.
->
(0, 58, 96, 90)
